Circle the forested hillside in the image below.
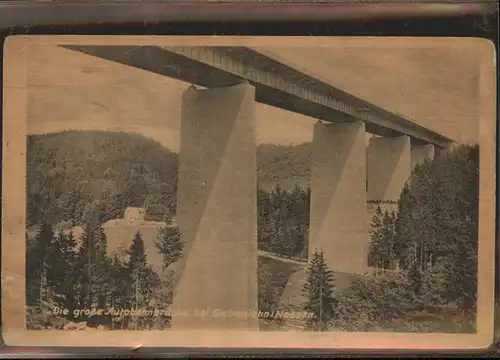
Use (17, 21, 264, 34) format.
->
(257, 143, 311, 191)
(27, 131, 312, 227)
(335, 144, 480, 332)
(27, 131, 179, 227)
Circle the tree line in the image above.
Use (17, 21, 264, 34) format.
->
(27, 130, 313, 264)
(27, 131, 312, 229)
(257, 185, 310, 260)
(367, 144, 478, 312)
(299, 144, 479, 332)
(26, 214, 184, 330)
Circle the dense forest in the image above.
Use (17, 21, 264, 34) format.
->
(26, 216, 183, 330)
(299, 144, 479, 332)
(27, 131, 311, 257)
(257, 143, 311, 191)
(26, 131, 479, 332)
(27, 131, 179, 226)
(258, 185, 310, 260)
(27, 131, 312, 227)
(26, 131, 313, 329)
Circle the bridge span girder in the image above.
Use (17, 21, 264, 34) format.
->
(62, 45, 453, 148)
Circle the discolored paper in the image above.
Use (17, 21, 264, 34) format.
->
(1, 35, 496, 350)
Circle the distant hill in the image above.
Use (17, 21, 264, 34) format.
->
(27, 131, 311, 227)
(27, 131, 178, 227)
(257, 143, 311, 191)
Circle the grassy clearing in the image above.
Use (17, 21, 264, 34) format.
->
(258, 254, 302, 300)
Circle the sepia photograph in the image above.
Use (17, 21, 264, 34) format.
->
(1, 35, 496, 349)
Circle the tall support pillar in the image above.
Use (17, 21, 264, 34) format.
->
(172, 82, 258, 330)
(366, 135, 411, 224)
(309, 121, 368, 275)
(411, 144, 435, 169)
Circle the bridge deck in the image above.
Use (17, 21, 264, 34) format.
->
(61, 45, 453, 148)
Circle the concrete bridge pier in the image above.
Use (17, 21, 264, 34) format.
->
(411, 144, 435, 169)
(366, 135, 412, 226)
(172, 82, 258, 330)
(309, 121, 368, 275)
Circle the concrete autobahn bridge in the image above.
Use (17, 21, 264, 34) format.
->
(63, 45, 454, 330)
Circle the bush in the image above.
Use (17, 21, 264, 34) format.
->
(27, 299, 68, 330)
(333, 271, 416, 331)
(331, 263, 474, 333)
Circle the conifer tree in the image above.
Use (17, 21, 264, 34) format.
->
(107, 253, 132, 329)
(257, 188, 271, 251)
(26, 223, 54, 305)
(381, 209, 397, 269)
(256, 184, 311, 259)
(46, 229, 78, 318)
(93, 224, 110, 309)
(302, 249, 337, 331)
(128, 231, 147, 267)
(272, 183, 282, 207)
(126, 231, 159, 329)
(26, 231, 39, 306)
(393, 183, 414, 269)
(60, 190, 79, 225)
(394, 144, 479, 312)
(368, 206, 397, 269)
(154, 225, 184, 271)
(368, 205, 385, 268)
(76, 220, 109, 309)
(407, 261, 424, 298)
(270, 218, 287, 257)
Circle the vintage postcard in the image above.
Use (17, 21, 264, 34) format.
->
(1, 35, 496, 350)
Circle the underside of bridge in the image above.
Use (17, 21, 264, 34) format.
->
(62, 45, 454, 329)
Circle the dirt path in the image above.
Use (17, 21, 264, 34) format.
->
(258, 250, 308, 266)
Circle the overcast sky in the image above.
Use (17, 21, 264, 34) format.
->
(27, 38, 480, 152)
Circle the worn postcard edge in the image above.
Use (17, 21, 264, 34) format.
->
(1, 35, 496, 349)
